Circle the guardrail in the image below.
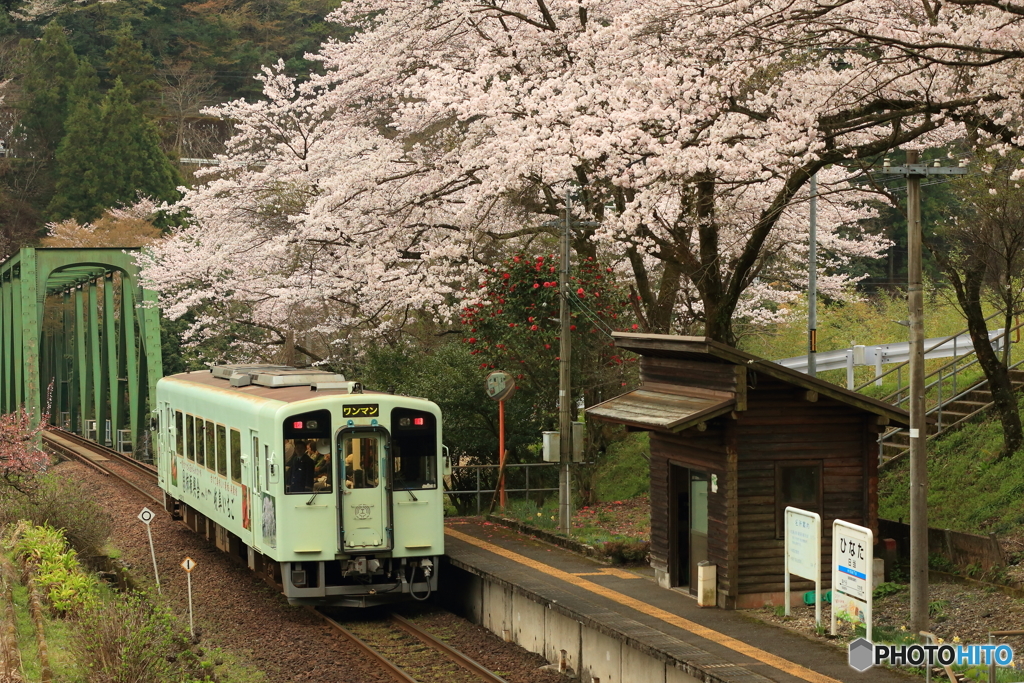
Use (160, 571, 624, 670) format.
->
(446, 462, 558, 515)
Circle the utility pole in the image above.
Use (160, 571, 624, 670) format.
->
(558, 189, 573, 535)
(808, 173, 818, 377)
(881, 152, 967, 635)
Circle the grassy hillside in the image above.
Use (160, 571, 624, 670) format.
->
(878, 395, 1024, 536)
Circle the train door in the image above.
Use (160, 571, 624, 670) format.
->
(338, 430, 390, 551)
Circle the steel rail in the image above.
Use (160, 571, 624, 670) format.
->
(389, 613, 509, 683)
(48, 428, 158, 478)
(43, 430, 161, 505)
(312, 609, 418, 683)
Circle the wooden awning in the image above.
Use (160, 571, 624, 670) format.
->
(587, 388, 735, 433)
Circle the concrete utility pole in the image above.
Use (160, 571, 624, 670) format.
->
(881, 152, 967, 635)
(808, 173, 818, 377)
(558, 189, 573, 535)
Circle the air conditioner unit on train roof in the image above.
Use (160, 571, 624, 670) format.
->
(251, 368, 347, 388)
(211, 363, 293, 380)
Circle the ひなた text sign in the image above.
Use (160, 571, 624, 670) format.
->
(831, 519, 873, 642)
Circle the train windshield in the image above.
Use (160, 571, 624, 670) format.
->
(283, 410, 332, 495)
(391, 408, 437, 490)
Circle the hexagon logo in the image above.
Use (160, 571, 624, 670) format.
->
(848, 638, 874, 672)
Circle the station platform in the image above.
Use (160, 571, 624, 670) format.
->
(442, 519, 909, 683)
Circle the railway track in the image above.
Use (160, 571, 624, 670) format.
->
(317, 609, 509, 683)
(42, 428, 161, 504)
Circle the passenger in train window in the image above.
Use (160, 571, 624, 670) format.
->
(284, 438, 315, 494)
(313, 440, 332, 492)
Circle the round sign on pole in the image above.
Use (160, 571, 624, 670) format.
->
(137, 507, 154, 525)
(485, 371, 516, 401)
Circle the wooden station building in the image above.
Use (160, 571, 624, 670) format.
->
(587, 333, 910, 609)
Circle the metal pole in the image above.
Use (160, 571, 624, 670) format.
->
(145, 523, 161, 595)
(186, 571, 194, 638)
(499, 399, 506, 508)
(907, 149, 928, 635)
(558, 189, 573, 535)
(808, 173, 818, 377)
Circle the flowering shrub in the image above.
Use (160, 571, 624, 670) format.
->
(0, 407, 49, 493)
(459, 253, 635, 384)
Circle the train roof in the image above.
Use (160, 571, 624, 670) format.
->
(159, 365, 389, 405)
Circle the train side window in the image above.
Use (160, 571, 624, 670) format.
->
(231, 429, 242, 484)
(216, 425, 227, 477)
(205, 420, 216, 471)
(342, 435, 379, 490)
(175, 411, 184, 456)
(185, 415, 194, 461)
(195, 419, 205, 467)
(252, 436, 260, 492)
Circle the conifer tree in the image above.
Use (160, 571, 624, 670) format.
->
(16, 22, 79, 158)
(48, 79, 180, 222)
(104, 25, 159, 105)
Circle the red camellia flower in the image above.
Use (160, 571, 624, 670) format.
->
(533, 283, 540, 288)
(544, 344, 551, 349)
(468, 337, 476, 343)
(570, 324, 576, 331)
(577, 287, 584, 295)
(502, 273, 510, 279)
(513, 256, 521, 262)
(528, 317, 535, 322)
(631, 324, 639, 330)
(530, 325, 539, 331)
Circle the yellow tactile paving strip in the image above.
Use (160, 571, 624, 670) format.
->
(446, 527, 842, 683)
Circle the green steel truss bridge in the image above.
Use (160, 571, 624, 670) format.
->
(1, 248, 163, 456)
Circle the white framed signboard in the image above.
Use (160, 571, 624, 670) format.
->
(831, 519, 873, 642)
(784, 507, 822, 626)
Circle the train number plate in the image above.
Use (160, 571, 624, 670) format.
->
(343, 404, 379, 418)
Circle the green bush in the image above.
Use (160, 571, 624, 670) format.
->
(0, 473, 112, 557)
(9, 522, 99, 616)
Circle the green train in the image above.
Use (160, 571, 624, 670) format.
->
(155, 365, 445, 606)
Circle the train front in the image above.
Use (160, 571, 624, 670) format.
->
(270, 395, 445, 607)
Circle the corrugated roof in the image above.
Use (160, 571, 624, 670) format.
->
(605, 333, 911, 427)
(588, 388, 735, 433)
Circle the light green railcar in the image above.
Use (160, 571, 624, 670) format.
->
(155, 365, 446, 606)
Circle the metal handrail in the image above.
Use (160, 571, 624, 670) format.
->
(855, 309, 1008, 394)
(879, 354, 1024, 467)
(884, 321, 1023, 410)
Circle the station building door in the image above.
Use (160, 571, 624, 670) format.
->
(670, 464, 709, 594)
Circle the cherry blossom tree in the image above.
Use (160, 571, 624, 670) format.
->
(142, 0, 1010, 354)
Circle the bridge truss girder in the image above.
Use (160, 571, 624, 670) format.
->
(0, 248, 163, 456)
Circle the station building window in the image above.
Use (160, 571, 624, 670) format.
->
(775, 461, 822, 538)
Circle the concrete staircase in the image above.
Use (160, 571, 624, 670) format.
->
(879, 368, 1024, 465)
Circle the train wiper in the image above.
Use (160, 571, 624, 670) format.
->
(406, 489, 418, 501)
(306, 493, 319, 505)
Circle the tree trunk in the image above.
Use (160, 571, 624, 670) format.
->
(947, 267, 1023, 458)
